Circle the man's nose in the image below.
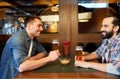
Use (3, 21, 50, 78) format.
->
(100, 26, 104, 31)
(41, 26, 43, 31)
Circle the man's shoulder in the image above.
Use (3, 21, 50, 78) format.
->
(8, 30, 27, 44)
(115, 33, 120, 41)
(117, 33, 120, 38)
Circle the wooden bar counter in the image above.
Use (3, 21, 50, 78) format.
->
(14, 56, 118, 79)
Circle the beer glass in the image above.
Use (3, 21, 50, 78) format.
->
(75, 46, 83, 61)
(52, 39, 59, 50)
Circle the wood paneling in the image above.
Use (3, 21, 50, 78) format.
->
(78, 34, 102, 43)
(70, 0, 78, 53)
(59, 0, 71, 41)
(37, 34, 60, 43)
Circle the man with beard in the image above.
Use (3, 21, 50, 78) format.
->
(74, 14, 120, 76)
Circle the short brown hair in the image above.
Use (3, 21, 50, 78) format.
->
(24, 16, 41, 28)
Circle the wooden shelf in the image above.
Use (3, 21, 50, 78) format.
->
(37, 34, 60, 43)
(0, 35, 11, 42)
(78, 34, 102, 43)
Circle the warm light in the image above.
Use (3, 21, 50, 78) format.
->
(78, 19, 89, 22)
(40, 15, 59, 21)
(51, 6, 59, 12)
(78, 12, 92, 22)
(78, 12, 92, 19)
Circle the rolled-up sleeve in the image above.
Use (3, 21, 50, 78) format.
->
(11, 36, 29, 68)
(111, 56, 120, 75)
(12, 47, 27, 67)
(107, 63, 120, 75)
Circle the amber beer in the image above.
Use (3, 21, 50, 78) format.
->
(75, 46, 83, 61)
(52, 39, 59, 50)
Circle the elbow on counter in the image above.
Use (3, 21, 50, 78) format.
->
(18, 66, 24, 72)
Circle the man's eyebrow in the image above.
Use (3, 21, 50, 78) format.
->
(38, 24, 43, 26)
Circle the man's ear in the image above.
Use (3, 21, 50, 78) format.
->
(114, 25, 119, 33)
(26, 23, 31, 30)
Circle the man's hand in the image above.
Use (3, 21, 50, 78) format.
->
(48, 50, 61, 62)
(74, 60, 90, 68)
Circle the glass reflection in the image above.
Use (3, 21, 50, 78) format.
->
(78, 3, 107, 8)
(78, 0, 117, 34)
(40, 3, 59, 34)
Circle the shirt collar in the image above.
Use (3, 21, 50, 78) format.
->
(22, 29, 31, 41)
(104, 33, 120, 44)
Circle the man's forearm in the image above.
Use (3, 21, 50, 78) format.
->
(29, 53, 45, 60)
(19, 56, 51, 72)
(84, 52, 98, 60)
(88, 62, 107, 72)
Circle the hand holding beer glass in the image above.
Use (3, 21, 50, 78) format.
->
(51, 39, 61, 60)
(75, 46, 83, 61)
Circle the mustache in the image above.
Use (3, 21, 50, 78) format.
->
(100, 31, 107, 33)
(95, 31, 106, 33)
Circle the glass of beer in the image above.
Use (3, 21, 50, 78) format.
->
(52, 39, 59, 50)
(75, 46, 83, 61)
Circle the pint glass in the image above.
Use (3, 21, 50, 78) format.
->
(75, 46, 83, 61)
(52, 39, 59, 50)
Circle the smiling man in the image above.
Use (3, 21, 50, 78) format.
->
(75, 14, 120, 76)
(0, 16, 60, 79)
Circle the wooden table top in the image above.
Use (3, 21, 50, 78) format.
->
(14, 57, 118, 79)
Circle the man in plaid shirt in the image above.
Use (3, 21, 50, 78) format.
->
(75, 13, 120, 76)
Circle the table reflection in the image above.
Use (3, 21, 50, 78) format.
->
(14, 55, 118, 79)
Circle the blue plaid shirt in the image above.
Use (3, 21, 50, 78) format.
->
(95, 33, 120, 75)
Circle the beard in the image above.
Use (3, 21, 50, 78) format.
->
(101, 30, 114, 39)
